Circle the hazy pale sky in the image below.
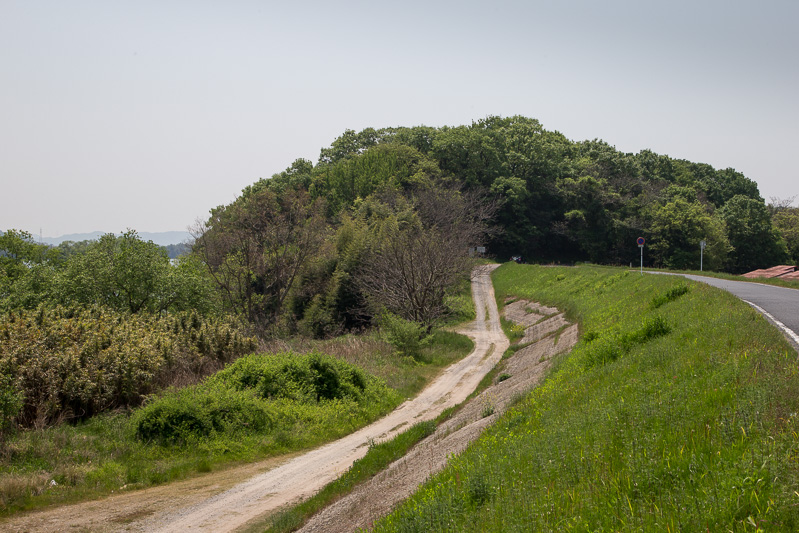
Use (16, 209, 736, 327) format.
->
(2, 0, 797, 238)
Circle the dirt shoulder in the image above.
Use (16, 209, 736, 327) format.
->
(0, 265, 508, 533)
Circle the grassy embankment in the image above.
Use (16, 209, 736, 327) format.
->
(0, 321, 474, 517)
(370, 263, 799, 532)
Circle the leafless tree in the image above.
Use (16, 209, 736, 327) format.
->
(357, 185, 498, 330)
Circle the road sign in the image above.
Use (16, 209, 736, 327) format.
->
(637, 237, 645, 246)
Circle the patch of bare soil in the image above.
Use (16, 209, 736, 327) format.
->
(0, 454, 296, 533)
(0, 265, 509, 533)
(297, 301, 577, 533)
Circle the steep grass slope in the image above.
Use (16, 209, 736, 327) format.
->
(370, 263, 799, 532)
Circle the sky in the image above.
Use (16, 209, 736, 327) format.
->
(1, 0, 797, 238)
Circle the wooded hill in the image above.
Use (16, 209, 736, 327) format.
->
(260, 115, 792, 271)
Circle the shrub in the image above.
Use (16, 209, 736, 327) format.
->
(0, 373, 23, 448)
(584, 316, 671, 368)
(132, 386, 272, 445)
(211, 351, 367, 403)
(133, 351, 390, 446)
(378, 312, 431, 359)
(0, 306, 256, 428)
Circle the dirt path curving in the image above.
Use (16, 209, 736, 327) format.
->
(297, 298, 577, 532)
(0, 264, 509, 533)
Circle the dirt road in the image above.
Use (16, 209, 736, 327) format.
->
(2, 264, 508, 533)
(298, 299, 577, 532)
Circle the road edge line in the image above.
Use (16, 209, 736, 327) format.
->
(743, 299, 799, 351)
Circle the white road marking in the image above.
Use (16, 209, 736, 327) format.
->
(743, 299, 799, 348)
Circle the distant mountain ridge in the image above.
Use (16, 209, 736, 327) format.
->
(40, 231, 192, 247)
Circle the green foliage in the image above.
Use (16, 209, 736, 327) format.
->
(371, 264, 799, 531)
(315, 143, 441, 214)
(132, 384, 272, 445)
(719, 195, 789, 273)
(131, 351, 395, 446)
(648, 196, 731, 270)
(582, 315, 671, 368)
(650, 284, 689, 309)
(0, 306, 256, 427)
(378, 312, 432, 359)
(772, 206, 799, 264)
(193, 187, 328, 330)
(0, 230, 61, 311)
(56, 231, 171, 313)
(210, 351, 368, 403)
(0, 374, 23, 448)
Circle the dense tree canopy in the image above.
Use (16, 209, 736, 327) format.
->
(256, 116, 777, 273)
(719, 195, 789, 273)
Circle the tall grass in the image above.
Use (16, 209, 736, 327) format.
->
(370, 263, 799, 532)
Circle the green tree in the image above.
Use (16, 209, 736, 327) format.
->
(718, 195, 789, 273)
(0, 230, 61, 310)
(313, 143, 441, 214)
(553, 175, 620, 262)
(356, 185, 496, 331)
(193, 187, 328, 329)
(0, 229, 59, 281)
(55, 231, 209, 314)
(648, 197, 731, 270)
(771, 206, 799, 264)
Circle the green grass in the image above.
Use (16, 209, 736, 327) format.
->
(369, 263, 799, 532)
(0, 331, 473, 516)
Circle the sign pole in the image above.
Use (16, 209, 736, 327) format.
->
(700, 240, 707, 272)
(637, 237, 645, 274)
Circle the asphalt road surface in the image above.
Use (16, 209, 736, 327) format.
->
(654, 273, 799, 351)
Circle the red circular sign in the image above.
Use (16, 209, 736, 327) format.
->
(637, 237, 645, 246)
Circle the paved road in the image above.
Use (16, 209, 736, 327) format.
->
(654, 273, 799, 350)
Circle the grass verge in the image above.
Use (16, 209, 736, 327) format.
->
(368, 262, 799, 532)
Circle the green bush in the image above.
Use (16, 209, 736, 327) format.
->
(211, 351, 367, 403)
(132, 385, 272, 445)
(0, 373, 23, 447)
(583, 316, 671, 368)
(650, 284, 689, 309)
(132, 351, 394, 446)
(378, 312, 431, 359)
(0, 306, 256, 427)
